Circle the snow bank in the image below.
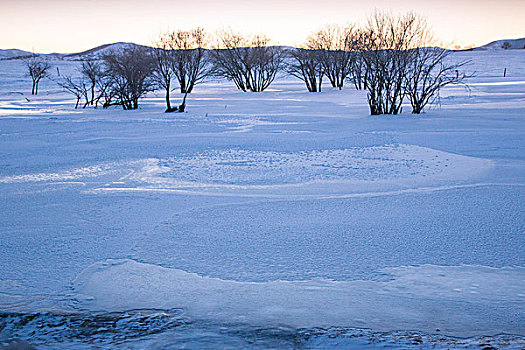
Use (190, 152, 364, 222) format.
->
(73, 259, 524, 337)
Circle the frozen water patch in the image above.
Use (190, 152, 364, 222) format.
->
(0, 159, 152, 186)
(300, 328, 525, 349)
(2, 312, 524, 349)
(213, 116, 302, 133)
(0, 309, 184, 348)
(0, 165, 116, 184)
(96, 144, 493, 196)
(0, 145, 493, 196)
(73, 259, 525, 338)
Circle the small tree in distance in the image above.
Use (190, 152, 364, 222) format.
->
(286, 48, 324, 92)
(57, 75, 88, 109)
(151, 35, 175, 111)
(358, 11, 470, 115)
(210, 30, 284, 92)
(305, 25, 356, 89)
(102, 47, 155, 110)
(359, 11, 425, 115)
(168, 28, 209, 93)
(405, 47, 471, 114)
(26, 56, 51, 95)
(81, 59, 103, 106)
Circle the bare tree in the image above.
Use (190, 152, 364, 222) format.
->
(102, 47, 155, 110)
(210, 31, 284, 92)
(151, 34, 175, 111)
(80, 59, 103, 106)
(359, 11, 471, 115)
(95, 73, 117, 109)
(168, 28, 209, 93)
(26, 56, 51, 95)
(58, 75, 89, 109)
(305, 25, 356, 89)
(348, 29, 368, 90)
(405, 47, 470, 114)
(285, 48, 324, 92)
(360, 11, 425, 115)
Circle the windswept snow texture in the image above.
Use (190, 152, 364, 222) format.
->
(0, 50, 524, 349)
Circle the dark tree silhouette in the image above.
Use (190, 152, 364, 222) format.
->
(210, 31, 284, 92)
(26, 56, 51, 95)
(305, 25, 356, 89)
(405, 47, 470, 114)
(80, 59, 103, 106)
(102, 47, 155, 110)
(151, 35, 175, 111)
(58, 75, 89, 109)
(167, 28, 209, 93)
(285, 48, 324, 92)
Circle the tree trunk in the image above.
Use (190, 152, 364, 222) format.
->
(165, 87, 171, 111)
(178, 90, 189, 112)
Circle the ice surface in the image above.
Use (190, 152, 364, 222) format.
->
(73, 259, 524, 337)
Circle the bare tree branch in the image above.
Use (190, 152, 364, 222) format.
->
(26, 56, 51, 95)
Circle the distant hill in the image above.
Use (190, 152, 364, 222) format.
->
(0, 43, 152, 61)
(2, 37, 524, 60)
(0, 48, 33, 59)
(474, 38, 525, 51)
(64, 42, 152, 60)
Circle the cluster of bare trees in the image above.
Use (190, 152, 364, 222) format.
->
(290, 13, 469, 115)
(57, 47, 155, 110)
(357, 11, 469, 115)
(56, 29, 208, 112)
(51, 14, 469, 115)
(284, 13, 470, 115)
(209, 31, 285, 92)
(152, 28, 209, 111)
(285, 25, 366, 92)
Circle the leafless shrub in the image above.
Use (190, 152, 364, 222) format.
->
(102, 47, 155, 110)
(210, 31, 284, 92)
(80, 59, 104, 106)
(26, 56, 51, 95)
(358, 11, 471, 115)
(405, 47, 470, 114)
(151, 35, 175, 111)
(57, 75, 89, 109)
(347, 29, 368, 90)
(360, 11, 429, 115)
(152, 28, 209, 112)
(167, 28, 209, 93)
(305, 25, 357, 89)
(285, 48, 324, 92)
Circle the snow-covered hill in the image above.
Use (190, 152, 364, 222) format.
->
(0, 48, 33, 59)
(2, 37, 524, 62)
(64, 42, 152, 60)
(475, 37, 525, 50)
(0, 43, 152, 61)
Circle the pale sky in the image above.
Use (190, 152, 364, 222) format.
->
(0, 0, 523, 53)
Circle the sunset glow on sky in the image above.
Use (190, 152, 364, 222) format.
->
(1, 0, 523, 53)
